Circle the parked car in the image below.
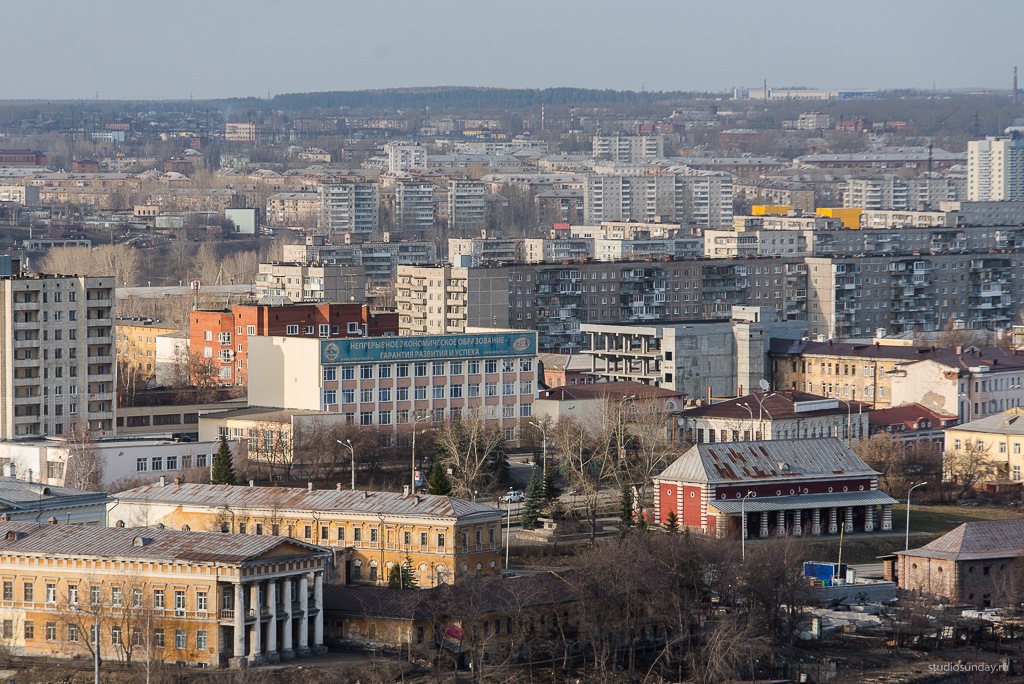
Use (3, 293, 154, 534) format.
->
(500, 490, 526, 504)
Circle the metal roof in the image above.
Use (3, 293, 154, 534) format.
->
(898, 519, 1024, 561)
(949, 408, 1024, 437)
(0, 521, 328, 565)
(0, 477, 110, 510)
(708, 489, 896, 514)
(655, 438, 879, 485)
(114, 483, 501, 521)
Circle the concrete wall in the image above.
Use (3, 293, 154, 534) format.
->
(247, 337, 322, 410)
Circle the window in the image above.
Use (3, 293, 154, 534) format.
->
(353, 528, 362, 542)
(360, 388, 373, 403)
(468, 360, 480, 374)
(486, 382, 498, 397)
(468, 383, 480, 398)
(485, 359, 498, 374)
(68, 584, 78, 605)
(503, 381, 515, 396)
(360, 411, 373, 426)
(450, 384, 463, 399)
(175, 629, 186, 649)
(166, 455, 177, 470)
(23, 582, 33, 602)
(432, 385, 445, 399)
(370, 528, 378, 543)
(323, 390, 337, 405)
(133, 588, 143, 608)
(353, 561, 362, 580)
(414, 362, 427, 377)
(111, 625, 122, 646)
(68, 624, 79, 643)
(420, 532, 428, 546)
(360, 364, 373, 379)
(432, 361, 445, 375)
(197, 630, 208, 650)
(396, 386, 409, 401)
(369, 563, 378, 582)
(197, 591, 208, 613)
(24, 621, 33, 640)
(323, 367, 337, 382)
(341, 366, 354, 380)
(337, 527, 345, 541)
(111, 586, 122, 607)
(319, 324, 330, 337)
(415, 386, 427, 400)
(396, 363, 410, 378)
(437, 533, 446, 547)
(502, 359, 515, 373)
(174, 590, 185, 615)
(379, 387, 391, 402)
(153, 588, 165, 609)
(151, 457, 163, 471)
(45, 582, 56, 604)
(154, 629, 165, 648)
(304, 525, 313, 539)
(321, 525, 329, 540)
(450, 361, 463, 374)
(520, 380, 533, 394)
(378, 364, 391, 379)
(247, 325, 256, 336)
(342, 389, 355, 403)
(0, 621, 9, 639)
(45, 622, 56, 641)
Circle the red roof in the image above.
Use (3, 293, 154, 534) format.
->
(538, 380, 684, 402)
(867, 403, 956, 430)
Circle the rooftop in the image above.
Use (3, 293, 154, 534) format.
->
(770, 340, 1024, 373)
(538, 380, 685, 402)
(947, 407, 1024, 436)
(681, 390, 868, 421)
(113, 482, 501, 520)
(0, 521, 327, 565)
(899, 519, 1024, 561)
(0, 477, 110, 510)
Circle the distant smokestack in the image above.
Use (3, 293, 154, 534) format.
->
(1015, 66, 1019, 107)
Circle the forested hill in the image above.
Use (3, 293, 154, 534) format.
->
(266, 87, 697, 111)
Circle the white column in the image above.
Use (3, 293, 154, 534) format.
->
(844, 506, 854, 533)
(828, 507, 838, 534)
(881, 504, 893, 531)
(811, 508, 822, 536)
(793, 511, 802, 537)
(759, 511, 769, 539)
(298, 574, 310, 654)
(233, 583, 246, 659)
(281, 578, 294, 658)
(776, 509, 786, 536)
(250, 583, 262, 660)
(864, 505, 875, 532)
(313, 572, 324, 649)
(266, 581, 278, 658)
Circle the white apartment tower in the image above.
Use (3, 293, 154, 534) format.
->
(385, 143, 428, 173)
(968, 135, 1024, 201)
(0, 263, 115, 440)
(592, 135, 666, 162)
(448, 179, 486, 235)
(318, 179, 380, 236)
(395, 180, 435, 237)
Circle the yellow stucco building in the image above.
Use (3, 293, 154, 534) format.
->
(109, 481, 505, 588)
(944, 407, 1024, 486)
(0, 520, 330, 668)
(116, 318, 180, 385)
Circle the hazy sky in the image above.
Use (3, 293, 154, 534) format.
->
(5, 0, 1019, 100)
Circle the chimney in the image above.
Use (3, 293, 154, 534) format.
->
(159, 475, 166, 487)
(403, 485, 410, 498)
(336, 483, 342, 491)
(26, 469, 32, 483)
(115, 520, 125, 528)
(173, 477, 181, 486)
(956, 345, 963, 355)
(248, 480, 255, 488)
(0, 513, 10, 522)
(47, 516, 57, 525)
(363, 491, 370, 499)
(307, 482, 314, 492)
(414, 495, 421, 504)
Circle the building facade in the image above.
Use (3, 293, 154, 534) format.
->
(0, 521, 329, 667)
(318, 179, 379, 236)
(254, 263, 366, 303)
(111, 481, 504, 588)
(0, 269, 115, 439)
(654, 438, 897, 539)
(968, 135, 1024, 201)
(116, 318, 180, 386)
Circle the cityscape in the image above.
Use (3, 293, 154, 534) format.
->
(4, 4, 1024, 683)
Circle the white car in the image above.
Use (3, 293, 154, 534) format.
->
(500, 490, 526, 504)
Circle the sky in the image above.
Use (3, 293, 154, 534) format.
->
(3, 0, 1019, 101)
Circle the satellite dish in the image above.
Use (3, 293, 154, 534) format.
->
(759, 379, 770, 391)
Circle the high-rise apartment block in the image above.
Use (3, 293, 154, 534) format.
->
(395, 179, 435, 237)
(254, 263, 366, 303)
(0, 261, 115, 439)
(592, 135, 667, 162)
(968, 135, 1024, 201)
(385, 143, 428, 173)
(318, 179, 379, 236)
(584, 169, 733, 228)
(447, 179, 486, 235)
(395, 265, 510, 336)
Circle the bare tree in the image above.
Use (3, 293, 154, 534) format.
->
(946, 440, 994, 498)
(433, 415, 507, 499)
(63, 429, 104, 491)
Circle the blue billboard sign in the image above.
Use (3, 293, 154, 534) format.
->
(320, 332, 537, 364)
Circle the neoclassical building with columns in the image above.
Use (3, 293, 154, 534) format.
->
(0, 520, 330, 668)
(653, 438, 897, 539)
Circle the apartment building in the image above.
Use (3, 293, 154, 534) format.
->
(394, 179, 435, 237)
(190, 302, 398, 387)
(112, 481, 504, 587)
(254, 263, 366, 304)
(0, 264, 115, 440)
(283, 235, 437, 290)
(224, 121, 259, 143)
(585, 168, 734, 229)
(582, 307, 805, 399)
(385, 143, 428, 173)
(943, 408, 1024, 484)
(968, 135, 1024, 201)
(592, 134, 666, 162)
(395, 265, 510, 336)
(733, 179, 816, 213)
(0, 521, 329, 667)
(265, 191, 320, 227)
(246, 331, 537, 444)
(447, 179, 486, 235)
(318, 179, 379, 236)
(116, 318, 180, 386)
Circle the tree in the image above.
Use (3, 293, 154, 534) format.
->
(542, 468, 561, 501)
(211, 435, 236, 485)
(433, 415, 508, 499)
(426, 460, 452, 495)
(387, 556, 419, 590)
(618, 483, 635, 536)
(63, 428, 104, 491)
(665, 510, 680, 533)
(521, 470, 543, 531)
(946, 439, 994, 498)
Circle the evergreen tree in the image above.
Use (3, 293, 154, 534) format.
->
(542, 469, 561, 502)
(665, 510, 680, 533)
(211, 435, 236, 485)
(521, 470, 543, 531)
(618, 483, 635, 536)
(426, 460, 452, 495)
(388, 556, 419, 590)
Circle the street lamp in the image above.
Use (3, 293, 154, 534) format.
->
(505, 487, 513, 570)
(528, 420, 548, 479)
(336, 440, 355, 491)
(411, 413, 430, 494)
(905, 481, 928, 550)
(738, 402, 755, 440)
(740, 490, 755, 562)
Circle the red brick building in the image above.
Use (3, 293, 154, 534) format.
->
(190, 302, 398, 387)
(653, 438, 897, 538)
(0, 149, 47, 166)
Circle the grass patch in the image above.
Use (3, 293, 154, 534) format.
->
(894, 503, 1021, 535)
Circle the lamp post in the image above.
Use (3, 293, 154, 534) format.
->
(837, 398, 853, 445)
(505, 487, 513, 570)
(738, 402, 755, 440)
(905, 481, 928, 550)
(529, 420, 548, 479)
(411, 413, 429, 493)
(740, 490, 755, 562)
(336, 440, 355, 490)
